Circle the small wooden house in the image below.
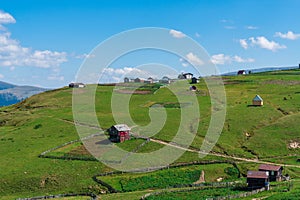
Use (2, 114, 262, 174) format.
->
(247, 171, 269, 189)
(237, 70, 246, 75)
(108, 124, 131, 143)
(124, 77, 129, 83)
(191, 77, 198, 84)
(259, 164, 283, 182)
(252, 95, 263, 106)
(183, 72, 193, 79)
(159, 76, 171, 84)
(69, 82, 85, 88)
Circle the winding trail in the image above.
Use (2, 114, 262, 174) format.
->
(60, 118, 300, 169)
(149, 138, 300, 169)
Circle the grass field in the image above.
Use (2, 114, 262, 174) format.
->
(0, 69, 299, 199)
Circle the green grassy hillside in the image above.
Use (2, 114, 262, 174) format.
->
(0, 69, 299, 199)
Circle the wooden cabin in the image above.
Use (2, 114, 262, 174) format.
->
(237, 70, 246, 75)
(108, 124, 131, 143)
(247, 171, 269, 189)
(69, 83, 85, 88)
(252, 95, 263, 106)
(259, 164, 283, 182)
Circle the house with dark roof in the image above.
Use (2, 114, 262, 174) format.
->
(108, 124, 131, 143)
(237, 70, 246, 75)
(247, 171, 269, 189)
(69, 83, 85, 88)
(259, 164, 283, 182)
(252, 95, 263, 106)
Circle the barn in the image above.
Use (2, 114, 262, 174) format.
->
(108, 124, 131, 143)
(247, 171, 269, 189)
(252, 95, 263, 106)
(259, 164, 283, 182)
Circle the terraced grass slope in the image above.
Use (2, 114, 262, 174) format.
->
(0, 69, 299, 199)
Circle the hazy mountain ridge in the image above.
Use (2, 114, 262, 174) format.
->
(0, 81, 48, 106)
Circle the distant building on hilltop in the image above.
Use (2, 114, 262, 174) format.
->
(159, 76, 171, 84)
(252, 95, 263, 106)
(178, 72, 194, 79)
(69, 83, 85, 88)
(237, 70, 246, 75)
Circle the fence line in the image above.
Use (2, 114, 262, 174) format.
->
(16, 193, 97, 200)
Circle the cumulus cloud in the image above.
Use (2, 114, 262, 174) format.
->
(249, 36, 286, 51)
(239, 36, 286, 51)
(0, 73, 4, 79)
(239, 39, 248, 49)
(185, 52, 204, 66)
(169, 29, 186, 38)
(211, 54, 254, 65)
(0, 10, 67, 69)
(0, 10, 16, 24)
(275, 31, 300, 40)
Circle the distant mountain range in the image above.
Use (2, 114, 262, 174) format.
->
(0, 81, 48, 106)
(222, 66, 299, 76)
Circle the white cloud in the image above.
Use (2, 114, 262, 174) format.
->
(249, 36, 286, 51)
(185, 52, 204, 66)
(275, 31, 300, 40)
(0, 10, 16, 24)
(239, 39, 248, 49)
(169, 29, 186, 38)
(246, 26, 258, 30)
(211, 54, 231, 65)
(211, 54, 254, 65)
(233, 55, 255, 63)
(0, 11, 67, 68)
(100, 67, 154, 83)
(0, 73, 4, 79)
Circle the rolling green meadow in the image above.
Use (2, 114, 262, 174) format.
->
(0, 69, 300, 199)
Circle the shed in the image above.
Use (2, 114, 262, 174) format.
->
(247, 171, 269, 189)
(237, 70, 246, 75)
(259, 164, 283, 182)
(252, 95, 263, 106)
(69, 83, 85, 88)
(124, 77, 129, 83)
(108, 124, 131, 143)
(183, 73, 193, 79)
(191, 77, 198, 84)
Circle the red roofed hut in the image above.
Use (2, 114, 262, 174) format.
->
(108, 124, 131, 143)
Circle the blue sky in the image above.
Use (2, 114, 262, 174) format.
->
(0, 0, 300, 88)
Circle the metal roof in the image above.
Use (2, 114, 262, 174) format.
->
(253, 94, 263, 101)
(113, 124, 131, 132)
(247, 171, 268, 179)
(259, 164, 282, 171)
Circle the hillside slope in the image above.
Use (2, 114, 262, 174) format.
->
(0, 69, 299, 199)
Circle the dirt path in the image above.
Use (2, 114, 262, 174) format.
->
(150, 138, 300, 169)
(59, 119, 300, 169)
